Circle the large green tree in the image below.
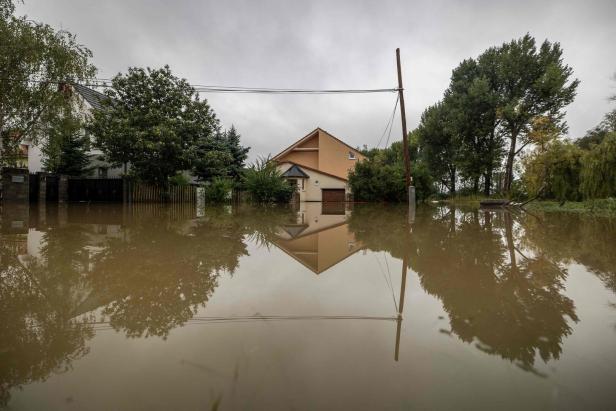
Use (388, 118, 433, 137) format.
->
(494, 35, 579, 193)
(416, 101, 459, 195)
(0, 0, 95, 165)
(89, 66, 220, 185)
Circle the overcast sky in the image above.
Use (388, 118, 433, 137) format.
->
(17, 0, 616, 161)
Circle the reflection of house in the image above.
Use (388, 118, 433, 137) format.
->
(272, 203, 363, 274)
(24, 83, 123, 178)
(272, 128, 365, 202)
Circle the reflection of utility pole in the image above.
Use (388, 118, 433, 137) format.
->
(394, 254, 408, 361)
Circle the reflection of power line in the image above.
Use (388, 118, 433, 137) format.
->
(87, 315, 398, 329)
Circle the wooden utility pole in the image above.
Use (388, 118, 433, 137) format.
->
(396, 48, 412, 194)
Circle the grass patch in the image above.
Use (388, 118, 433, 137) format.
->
(526, 198, 616, 217)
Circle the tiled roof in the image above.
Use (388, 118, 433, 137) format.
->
(71, 83, 108, 110)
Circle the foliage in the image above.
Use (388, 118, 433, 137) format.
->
(242, 157, 295, 203)
(522, 139, 583, 202)
(576, 109, 616, 149)
(203, 177, 233, 203)
(169, 173, 190, 186)
(0, 0, 96, 164)
(88, 66, 220, 184)
(224, 125, 249, 180)
(192, 130, 233, 181)
(580, 132, 616, 199)
(415, 102, 459, 194)
(41, 114, 90, 175)
(348, 140, 433, 202)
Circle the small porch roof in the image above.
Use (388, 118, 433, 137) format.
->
(281, 164, 309, 178)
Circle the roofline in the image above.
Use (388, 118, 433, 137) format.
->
(271, 127, 366, 161)
(276, 161, 348, 182)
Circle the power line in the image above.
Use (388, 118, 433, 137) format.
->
(192, 86, 399, 94)
(376, 94, 399, 148)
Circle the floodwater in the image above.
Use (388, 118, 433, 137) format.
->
(1, 202, 615, 410)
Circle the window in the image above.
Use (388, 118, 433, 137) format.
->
(301, 179, 305, 190)
(98, 167, 108, 178)
(348, 151, 356, 160)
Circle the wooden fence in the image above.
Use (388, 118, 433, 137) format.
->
(68, 178, 123, 202)
(127, 181, 197, 203)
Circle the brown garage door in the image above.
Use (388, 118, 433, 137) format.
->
(322, 189, 346, 202)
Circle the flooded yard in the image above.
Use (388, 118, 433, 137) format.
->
(1, 202, 615, 410)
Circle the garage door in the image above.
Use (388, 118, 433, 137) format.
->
(322, 189, 346, 202)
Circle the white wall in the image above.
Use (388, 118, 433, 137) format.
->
(277, 162, 348, 202)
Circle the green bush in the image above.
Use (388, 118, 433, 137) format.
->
(242, 157, 295, 203)
(169, 173, 190, 186)
(348, 148, 433, 202)
(203, 177, 233, 203)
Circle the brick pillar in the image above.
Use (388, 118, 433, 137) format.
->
(37, 172, 47, 203)
(1, 167, 29, 202)
(58, 175, 68, 203)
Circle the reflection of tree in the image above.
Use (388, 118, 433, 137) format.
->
(349, 205, 578, 374)
(0, 235, 93, 407)
(519, 213, 616, 294)
(89, 209, 249, 339)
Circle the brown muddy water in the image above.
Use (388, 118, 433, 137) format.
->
(1, 202, 615, 410)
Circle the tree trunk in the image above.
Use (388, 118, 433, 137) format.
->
(473, 176, 479, 194)
(484, 170, 492, 196)
(449, 168, 456, 196)
(504, 132, 517, 194)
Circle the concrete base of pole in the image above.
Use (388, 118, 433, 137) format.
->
(408, 185, 415, 205)
(408, 185, 416, 223)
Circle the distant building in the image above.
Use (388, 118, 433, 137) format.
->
(23, 83, 123, 178)
(272, 128, 365, 202)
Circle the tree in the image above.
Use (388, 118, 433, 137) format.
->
(494, 35, 579, 193)
(192, 131, 233, 181)
(446, 57, 504, 195)
(580, 132, 616, 199)
(416, 102, 459, 195)
(88, 66, 220, 185)
(348, 139, 433, 202)
(41, 114, 90, 175)
(0, 0, 96, 165)
(224, 125, 249, 180)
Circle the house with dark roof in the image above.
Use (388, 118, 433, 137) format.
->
(272, 128, 366, 202)
(23, 83, 123, 177)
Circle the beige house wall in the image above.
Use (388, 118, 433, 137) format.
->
(279, 150, 319, 170)
(317, 129, 365, 180)
(277, 162, 348, 202)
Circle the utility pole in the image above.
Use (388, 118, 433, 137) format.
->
(396, 48, 414, 204)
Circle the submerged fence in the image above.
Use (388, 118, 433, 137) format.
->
(126, 181, 196, 203)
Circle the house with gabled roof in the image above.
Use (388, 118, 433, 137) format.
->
(24, 83, 123, 178)
(272, 128, 366, 202)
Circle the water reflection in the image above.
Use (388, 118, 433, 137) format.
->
(1, 202, 616, 408)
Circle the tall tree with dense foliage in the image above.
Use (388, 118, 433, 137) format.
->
(88, 66, 220, 185)
(416, 102, 459, 195)
(446, 56, 503, 195)
(224, 125, 249, 180)
(0, 0, 95, 165)
(41, 114, 90, 175)
(493, 34, 579, 193)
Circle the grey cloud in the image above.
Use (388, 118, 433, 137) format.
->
(18, 0, 616, 161)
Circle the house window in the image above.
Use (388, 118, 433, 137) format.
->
(301, 179, 305, 190)
(98, 167, 108, 178)
(348, 151, 356, 160)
